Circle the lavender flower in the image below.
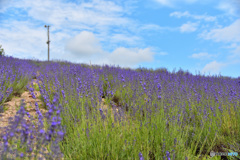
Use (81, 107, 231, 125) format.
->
(166, 151, 171, 160)
(99, 108, 106, 120)
(139, 152, 144, 160)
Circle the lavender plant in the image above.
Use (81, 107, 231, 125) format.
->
(1, 56, 239, 159)
(0, 56, 36, 108)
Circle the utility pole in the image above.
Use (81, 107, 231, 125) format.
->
(44, 25, 50, 61)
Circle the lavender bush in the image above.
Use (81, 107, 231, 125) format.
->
(0, 56, 239, 159)
(0, 56, 36, 111)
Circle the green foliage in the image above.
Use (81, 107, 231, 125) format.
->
(6, 77, 29, 101)
(33, 83, 40, 91)
(0, 76, 29, 106)
(31, 61, 42, 67)
(0, 45, 5, 56)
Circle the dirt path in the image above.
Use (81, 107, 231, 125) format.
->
(0, 76, 52, 159)
(0, 73, 120, 159)
(0, 79, 45, 135)
(100, 98, 119, 115)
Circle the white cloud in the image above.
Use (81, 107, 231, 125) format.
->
(154, 0, 172, 7)
(64, 31, 156, 67)
(225, 43, 240, 58)
(200, 19, 240, 43)
(217, 0, 240, 16)
(139, 24, 164, 31)
(0, 0, 148, 64)
(190, 52, 215, 59)
(0, 21, 47, 59)
(0, 0, 15, 13)
(109, 47, 155, 66)
(180, 22, 198, 32)
(138, 24, 177, 32)
(65, 31, 103, 58)
(202, 61, 226, 74)
(110, 34, 141, 46)
(199, 19, 240, 61)
(155, 0, 198, 7)
(170, 11, 216, 21)
(157, 52, 168, 55)
(232, 45, 240, 57)
(4, 0, 132, 33)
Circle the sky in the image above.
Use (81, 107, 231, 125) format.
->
(0, 0, 240, 78)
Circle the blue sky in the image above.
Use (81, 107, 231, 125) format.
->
(0, 0, 240, 78)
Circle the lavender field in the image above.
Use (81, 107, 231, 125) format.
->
(0, 55, 239, 160)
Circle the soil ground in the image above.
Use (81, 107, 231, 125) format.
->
(0, 78, 51, 159)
